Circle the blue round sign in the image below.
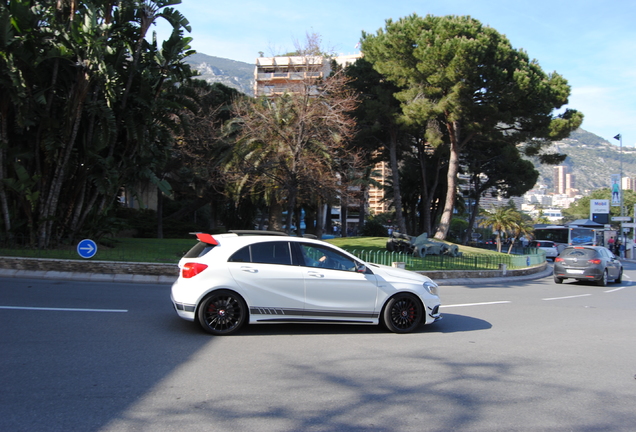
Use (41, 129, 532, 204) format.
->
(77, 239, 97, 259)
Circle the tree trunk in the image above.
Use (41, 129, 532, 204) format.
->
(462, 192, 482, 245)
(38, 78, 88, 247)
(358, 184, 367, 230)
(157, 187, 164, 239)
(388, 128, 407, 234)
(340, 197, 348, 237)
(268, 200, 283, 232)
(0, 113, 11, 238)
(315, 204, 325, 239)
(435, 121, 460, 240)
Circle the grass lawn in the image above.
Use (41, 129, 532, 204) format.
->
(1, 235, 511, 267)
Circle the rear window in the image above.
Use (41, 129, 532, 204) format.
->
(561, 248, 597, 259)
(183, 241, 217, 258)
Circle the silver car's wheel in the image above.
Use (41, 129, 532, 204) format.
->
(554, 276, 563, 284)
(197, 290, 247, 335)
(383, 294, 423, 333)
(597, 270, 608, 287)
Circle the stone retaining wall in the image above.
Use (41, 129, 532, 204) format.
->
(0, 256, 545, 280)
(419, 262, 547, 279)
(0, 256, 178, 276)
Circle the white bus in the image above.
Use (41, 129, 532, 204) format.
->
(533, 224, 603, 252)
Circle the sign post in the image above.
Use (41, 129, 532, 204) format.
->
(77, 239, 97, 259)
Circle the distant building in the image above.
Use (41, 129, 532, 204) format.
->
(368, 161, 391, 215)
(254, 54, 360, 97)
(622, 176, 636, 191)
(553, 165, 578, 197)
(528, 208, 563, 222)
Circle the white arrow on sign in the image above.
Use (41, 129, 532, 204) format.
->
(79, 243, 94, 254)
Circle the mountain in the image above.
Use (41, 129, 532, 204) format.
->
(533, 128, 636, 193)
(185, 53, 255, 96)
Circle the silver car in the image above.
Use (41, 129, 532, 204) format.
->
(553, 246, 622, 286)
(529, 240, 559, 261)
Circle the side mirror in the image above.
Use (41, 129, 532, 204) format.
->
(356, 264, 367, 273)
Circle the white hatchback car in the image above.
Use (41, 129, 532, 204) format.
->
(171, 232, 442, 335)
(529, 240, 559, 261)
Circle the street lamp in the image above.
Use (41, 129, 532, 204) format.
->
(614, 133, 625, 255)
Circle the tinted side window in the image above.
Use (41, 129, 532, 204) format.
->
(228, 245, 251, 262)
(250, 241, 292, 265)
(299, 243, 357, 271)
(183, 242, 216, 258)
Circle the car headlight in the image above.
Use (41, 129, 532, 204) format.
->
(423, 280, 439, 296)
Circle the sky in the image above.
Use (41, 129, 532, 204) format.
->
(154, 0, 636, 147)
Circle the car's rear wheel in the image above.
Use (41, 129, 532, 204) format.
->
(383, 293, 423, 333)
(597, 270, 608, 287)
(615, 268, 623, 283)
(197, 290, 247, 335)
(554, 276, 563, 284)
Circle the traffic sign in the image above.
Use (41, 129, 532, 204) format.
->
(77, 239, 97, 259)
(611, 216, 632, 222)
(621, 223, 636, 228)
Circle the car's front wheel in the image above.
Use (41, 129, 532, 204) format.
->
(197, 290, 247, 335)
(554, 276, 563, 284)
(383, 293, 423, 333)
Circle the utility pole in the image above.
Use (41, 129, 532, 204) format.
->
(614, 134, 625, 255)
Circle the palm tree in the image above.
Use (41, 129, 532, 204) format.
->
(507, 213, 534, 254)
(478, 206, 518, 253)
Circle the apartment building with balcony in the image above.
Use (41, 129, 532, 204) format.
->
(254, 54, 361, 97)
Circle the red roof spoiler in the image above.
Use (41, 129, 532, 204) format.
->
(192, 232, 218, 245)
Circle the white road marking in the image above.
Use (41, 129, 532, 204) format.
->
(604, 287, 627, 293)
(542, 294, 592, 301)
(0, 306, 128, 313)
(440, 301, 511, 308)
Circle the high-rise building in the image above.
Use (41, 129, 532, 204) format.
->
(553, 165, 567, 194)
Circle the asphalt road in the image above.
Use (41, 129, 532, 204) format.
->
(1, 266, 635, 431)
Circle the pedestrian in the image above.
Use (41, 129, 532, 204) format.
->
(619, 241, 626, 258)
(614, 239, 621, 256)
(608, 236, 615, 251)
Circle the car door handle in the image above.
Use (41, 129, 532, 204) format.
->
(240, 266, 258, 273)
(307, 271, 324, 278)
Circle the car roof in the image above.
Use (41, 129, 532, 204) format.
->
(191, 231, 341, 250)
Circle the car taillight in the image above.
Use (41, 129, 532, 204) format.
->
(555, 257, 564, 262)
(588, 259, 602, 265)
(182, 262, 208, 278)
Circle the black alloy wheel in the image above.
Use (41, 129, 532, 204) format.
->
(197, 290, 247, 335)
(383, 293, 423, 333)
